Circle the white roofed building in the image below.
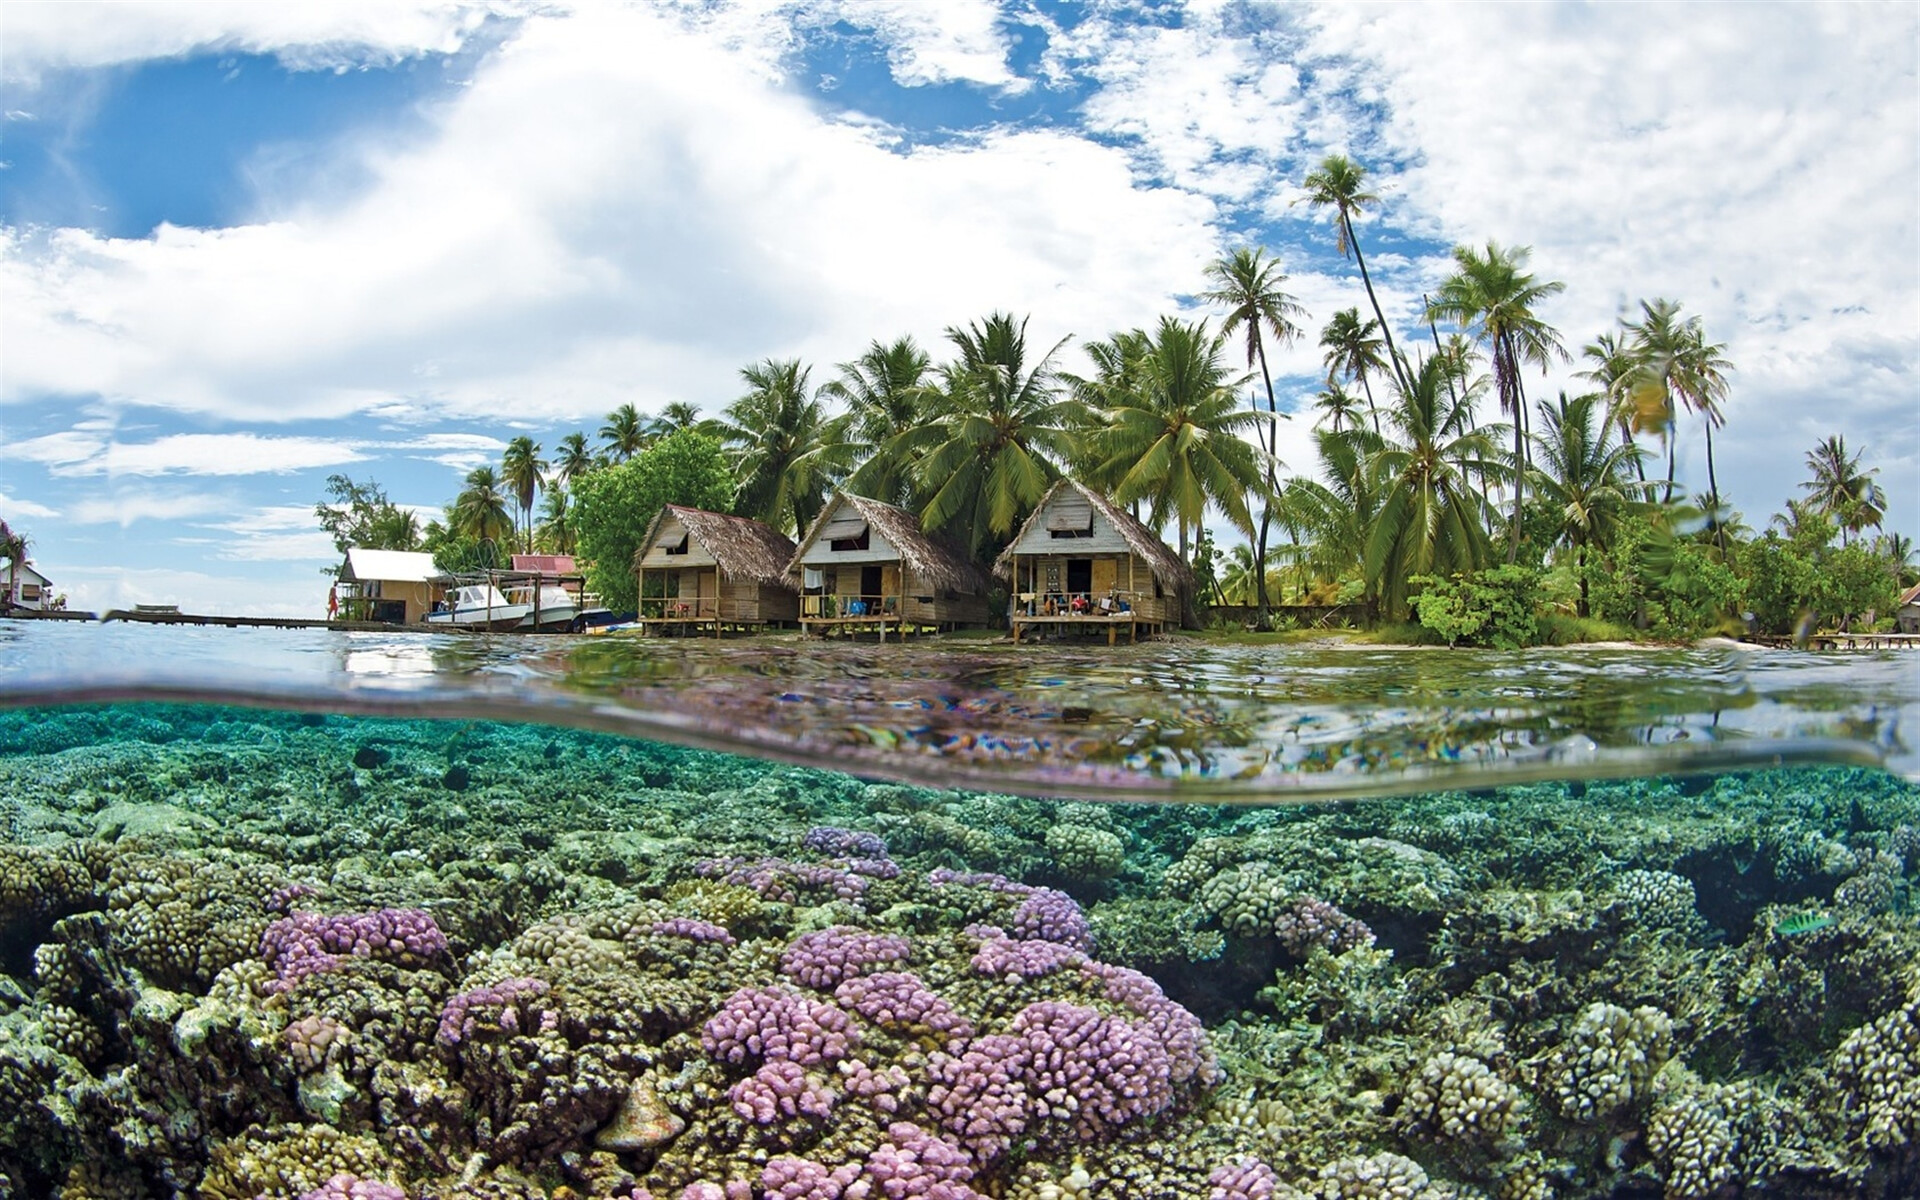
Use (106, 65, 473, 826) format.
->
(338, 548, 443, 624)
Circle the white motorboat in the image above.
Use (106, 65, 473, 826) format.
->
(425, 584, 533, 632)
(512, 584, 581, 632)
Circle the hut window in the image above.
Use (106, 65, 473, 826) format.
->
(829, 524, 870, 552)
(661, 533, 689, 555)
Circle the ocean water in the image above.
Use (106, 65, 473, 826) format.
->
(1, 623, 1917, 1199)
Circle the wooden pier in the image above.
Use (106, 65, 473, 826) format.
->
(1741, 632, 1920, 651)
(1, 607, 97, 622)
(101, 608, 396, 632)
(798, 613, 918, 641)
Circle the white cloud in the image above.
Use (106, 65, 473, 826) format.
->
(67, 490, 230, 527)
(98, 433, 366, 477)
(0, 491, 60, 520)
(0, 0, 508, 84)
(814, 0, 1021, 91)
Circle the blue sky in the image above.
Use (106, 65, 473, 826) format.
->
(2, 1, 1915, 617)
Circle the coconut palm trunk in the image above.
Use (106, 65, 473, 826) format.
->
(1343, 211, 1410, 394)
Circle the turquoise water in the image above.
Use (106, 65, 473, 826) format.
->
(1, 623, 1918, 1198)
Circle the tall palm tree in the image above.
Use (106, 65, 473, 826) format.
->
(500, 436, 548, 553)
(452, 466, 515, 549)
(718, 359, 844, 536)
(534, 488, 574, 555)
(1281, 425, 1386, 609)
(1065, 327, 1156, 495)
(1529, 390, 1650, 616)
(1201, 246, 1305, 626)
(1363, 353, 1502, 619)
(1312, 383, 1364, 433)
(1578, 331, 1648, 483)
(599, 404, 647, 462)
(1300, 154, 1410, 392)
(1086, 316, 1267, 560)
(1802, 435, 1887, 546)
(1426, 241, 1567, 560)
(554, 432, 597, 487)
(820, 337, 935, 507)
(1616, 299, 1688, 504)
(1672, 319, 1734, 553)
(916, 312, 1077, 557)
(1320, 308, 1387, 433)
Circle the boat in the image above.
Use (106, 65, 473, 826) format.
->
(510, 584, 581, 632)
(425, 584, 533, 632)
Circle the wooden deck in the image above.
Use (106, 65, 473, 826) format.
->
(1010, 612, 1160, 644)
(2, 607, 97, 621)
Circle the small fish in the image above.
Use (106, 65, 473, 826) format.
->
(1773, 911, 1835, 937)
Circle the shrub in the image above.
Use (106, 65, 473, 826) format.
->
(571, 431, 733, 611)
(1409, 566, 1542, 649)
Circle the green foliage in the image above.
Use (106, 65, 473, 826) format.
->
(1811, 543, 1899, 629)
(315, 475, 421, 563)
(571, 431, 732, 611)
(421, 519, 495, 575)
(1739, 533, 1817, 634)
(1586, 512, 1745, 637)
(1408, 565, 1542, 649)
(1534, 612, 1639, 645)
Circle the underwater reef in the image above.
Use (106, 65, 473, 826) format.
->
(0, 704, 1917, 1199)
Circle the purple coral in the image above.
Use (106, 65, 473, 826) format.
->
(926, 1032, 1032, 1161)
(296, 1177, 408, 1200)
(967, 925, 1086, 981)
(834, 971, 972, 1044)
(258, 908, 446, 991)
(729, 1059, 837, 1124)
(702, 985, 860, 1066)
(780, 926, 912, 990)
(437, 977, 550, 1045)
(761, 1157, 862, 1200)
(697, 856, 875, 904)
(1012, 1000, 1173, 1139)
(928, 868, 1026, 894)
(802, 826, 889, 859)
(839, 1058, 912, 1115)
(677, 1186, 751, 1200)
(650, 916, 737, 946)
(1272, 896, 1375, 956)
(1009, 887, 1094, 951)
(1209, 1158, 1280, 1200)
(857, 1122, 984, 1199)
(1083, 961, 1217, 1087)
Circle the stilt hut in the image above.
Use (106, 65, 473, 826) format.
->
(633, 506, 799, 635)
(996, 480, 1194, 643)
(338, 548, 444, 624)
(789, 492, 990, 637)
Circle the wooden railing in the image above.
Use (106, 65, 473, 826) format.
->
(802, 593, 901, 619)
(1011, 590, 1156, 619)
(640, 596, 719, 619)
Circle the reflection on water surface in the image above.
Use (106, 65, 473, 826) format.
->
(1, 621, 1912, 802)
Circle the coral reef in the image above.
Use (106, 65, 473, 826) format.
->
(0, 704, 1917, 1198)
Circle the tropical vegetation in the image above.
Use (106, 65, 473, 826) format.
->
(316, 152, 1906, 643)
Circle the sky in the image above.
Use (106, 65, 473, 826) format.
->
(1, 0, 1915, 618)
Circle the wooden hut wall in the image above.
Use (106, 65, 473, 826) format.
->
(794, 501, 900, 567)
(637, 514, 720, 571)
(720, 579, 799, 623)
(1009, 550, 1175, 624)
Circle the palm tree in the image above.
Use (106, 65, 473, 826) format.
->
(1281, 425, 1386, 608)
(1671, 319, 1734, 553)
(1312, 383, 1364, 433)
(1086, 316, 1267, 560)
(820, 337, 935, 507)
(554, 432, 597, 487)
(366, 505, 422, 551)
(1578, 331, 1648, 483)
(1065, 327, 1156, 495)
(1529, 391, 1650, 616)
(1426, 241, 1566, 560)
(1802, 435, 1887, 546)
(0, 519, 27, 610)
(452, 465, 515, 549)
(1320, 308, 1387, 433)
(718, 359, 844, 536)
(1201, 246, 1305, 626)
(599, 404, 647, 462)
(534, 488, 574, 555)
(1363, 353, 1502, 619)
(916, 312, 1077, 557)
(500, 436, 548, 553)
(1300, 154, 1410, 392)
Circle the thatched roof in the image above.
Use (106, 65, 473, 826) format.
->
(634, 505, 799, 591)
(790, 492, 992, 596)
(994, 479, 1196, 596)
